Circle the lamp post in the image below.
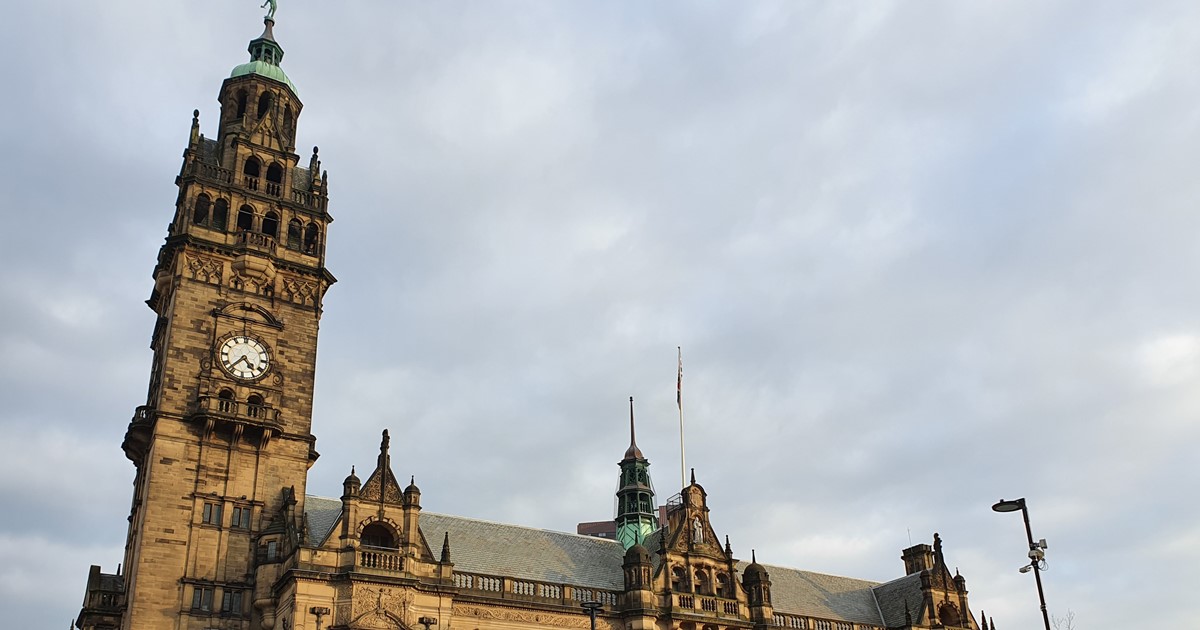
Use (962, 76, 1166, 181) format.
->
(580, 600, 602, 630)
(992, 498, 1051, 630)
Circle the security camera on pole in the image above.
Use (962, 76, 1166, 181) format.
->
(992, 498, 1052, 630)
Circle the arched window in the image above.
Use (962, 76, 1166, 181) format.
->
(671, 566, 687, 592)
(694, 570, 711, 595)
(235, 90, 247, 118)
(303, 223, 320, 254)
(287, 219, 302, 249)
(246, 394, 264, 418)
(243, 158, 260, 191)
(237, 205, 255, 232)
(217, 389, 235, 414)
(193, 193, 211, 226)
(283, 105, 294, 141)
(257, 92, 272, 119)
(212, 199, 229, 231)
(716, 573, 730, 598)
(938, 603, 961, 627)
(265, 162, 284, 196)
(361, 523, 396, 549)
(262, 211, 279, 238)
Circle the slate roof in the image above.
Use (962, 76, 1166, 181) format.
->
(746, 562, 882, 625)
(420, 512, 626, 591)
(872, 572, 923, 628)
(305, 495, 343, 546)
(301, 495, 910, 626)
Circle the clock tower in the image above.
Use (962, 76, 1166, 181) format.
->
(92, 14, 335, 630)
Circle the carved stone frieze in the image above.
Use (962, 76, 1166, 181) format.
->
(185, 253, 223, 285)
(348, 585, 411, 629)
(281, 275, 317, 306)
(452, 604, 622, 630)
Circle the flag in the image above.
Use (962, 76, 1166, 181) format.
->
(676, 347, 682, 409)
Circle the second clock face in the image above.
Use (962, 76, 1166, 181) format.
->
(219, 335, 271, 381)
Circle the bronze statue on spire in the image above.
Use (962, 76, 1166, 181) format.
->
(261, 0, 277, 20)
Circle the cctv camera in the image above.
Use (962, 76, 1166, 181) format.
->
(1019, 565, 1032, 574)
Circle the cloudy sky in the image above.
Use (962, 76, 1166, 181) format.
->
(2, 1, 1198, 628)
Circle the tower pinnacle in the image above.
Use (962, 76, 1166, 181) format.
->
(615, 397, 658, 550)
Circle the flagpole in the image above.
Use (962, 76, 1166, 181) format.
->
(677, 346, 686, 489)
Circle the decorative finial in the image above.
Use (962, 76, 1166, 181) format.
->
(351, 465, 355, 475)
(410, 475, 415, 485)
(751, 549, 757, 563)
(980, 611, 988, 630)
(724, 534, 732, 556)
(441, 532, 451, 562)
(690, 468, 696, 485)
(189, 110, 201, 147)
(622, 396, 645, 460)
(378, 429, 391, 470)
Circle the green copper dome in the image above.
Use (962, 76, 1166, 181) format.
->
(231, 60, 297, 93)
(230, 18, 298, 94)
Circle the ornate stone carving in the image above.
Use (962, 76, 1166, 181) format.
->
(281, 275, 316, 306)
(185, 253, 223, 285)
(452, 604, 621, 630)
(349, 585, 411, 629)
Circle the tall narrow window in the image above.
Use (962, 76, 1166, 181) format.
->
(235, 90, 247, 118)
(257, 92, 273, 119)
(283, 105, 294, 142)
(193, 194, 211, 226)
(303, 223, 320, 254)
(287, 219, 302, 249)
(212, 199, 229, 231)
(265, 162, 284, 196)
(262, 211, 279, 239)
(243, 158, 260, 191)
(237, 205, 255, 232)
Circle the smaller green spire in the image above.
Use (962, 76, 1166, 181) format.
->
(615, 397, 658, 550)
(230, 16, 298, 94)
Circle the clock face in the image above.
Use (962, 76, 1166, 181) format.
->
(218, 335, 271, 381)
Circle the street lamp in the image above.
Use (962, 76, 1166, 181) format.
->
(580, 600, 602, 630)
(992, 498, 1051, 630)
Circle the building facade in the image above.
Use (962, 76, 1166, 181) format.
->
(76, 12, 991, 630)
